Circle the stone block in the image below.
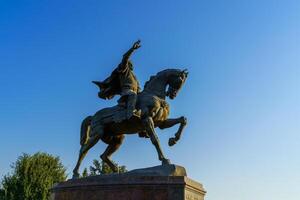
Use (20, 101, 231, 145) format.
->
(51, 165, 206, 200)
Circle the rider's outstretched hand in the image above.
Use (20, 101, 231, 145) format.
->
(133, 40, 141, 49)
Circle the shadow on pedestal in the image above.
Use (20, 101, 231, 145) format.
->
(51, 164, 206, 200)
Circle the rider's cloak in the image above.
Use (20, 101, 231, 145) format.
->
(92, 67, 121, 100)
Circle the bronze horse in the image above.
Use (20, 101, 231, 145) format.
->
(73, 69, 188, 178)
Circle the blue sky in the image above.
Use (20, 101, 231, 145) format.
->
(0, 1, 299, 199)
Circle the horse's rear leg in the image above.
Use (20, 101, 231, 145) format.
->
(72, 130, 102, 178)
(100, 135, 125, 173)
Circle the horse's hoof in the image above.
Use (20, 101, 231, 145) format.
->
(181, 117, 187, 125)
(162, 158, 171, 165)
(168, 137, 177, 146)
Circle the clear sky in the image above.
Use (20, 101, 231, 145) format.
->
(0, 0, 299, 199)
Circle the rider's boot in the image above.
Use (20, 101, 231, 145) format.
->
(126, 94, 141, 119)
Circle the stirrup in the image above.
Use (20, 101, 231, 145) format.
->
(133, 109, 142, 117)
(127, 109, 141, 119)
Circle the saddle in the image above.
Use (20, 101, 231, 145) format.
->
(91, 105, 148, 138)
(92, 104, 140, 125)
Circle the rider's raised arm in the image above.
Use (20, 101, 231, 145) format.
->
(119, 40, 141, 70)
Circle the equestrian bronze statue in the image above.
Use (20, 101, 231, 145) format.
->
(73, 41, 189, 178)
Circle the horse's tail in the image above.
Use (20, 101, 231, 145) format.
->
(80, 116, 92, 145)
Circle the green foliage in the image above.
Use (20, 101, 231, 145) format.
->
(0, 152, 67, 200)
(0, 187, 6, 200)
(90, 159, 127, 175)
(82, 159, 127, 177)
(81, 168, 89, 178)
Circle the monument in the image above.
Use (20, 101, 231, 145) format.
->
(51, 40, 206, 200)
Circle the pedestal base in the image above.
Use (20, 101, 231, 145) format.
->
(51, 165, 206, 200)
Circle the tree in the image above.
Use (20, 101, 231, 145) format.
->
(81, 159, 127, 177)
(81, 168, 89, 178)
(0, 152, 67, 200)
(0, 188, 6, 200)
(90, 159, 127, 175)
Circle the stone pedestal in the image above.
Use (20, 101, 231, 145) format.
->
(51, 165, 206, 200)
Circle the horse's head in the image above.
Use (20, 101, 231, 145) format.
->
(144, 69, 188, 99)
(166, 69, 188, 99)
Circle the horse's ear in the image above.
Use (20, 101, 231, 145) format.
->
(181, 69, 189, 78)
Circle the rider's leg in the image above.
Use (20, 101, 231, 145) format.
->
(126, 93, 138, 119)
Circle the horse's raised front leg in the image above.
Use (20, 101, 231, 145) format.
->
(143, 116, 170, 165)
(158, 116, 187, 146)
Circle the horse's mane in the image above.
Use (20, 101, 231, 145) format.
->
(144, 75, 156, 89)
(144, 69, 181, 89)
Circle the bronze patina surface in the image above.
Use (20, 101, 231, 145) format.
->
(72, 40, 189, 178)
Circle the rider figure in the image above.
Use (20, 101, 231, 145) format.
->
(93, 40, 141, 119)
